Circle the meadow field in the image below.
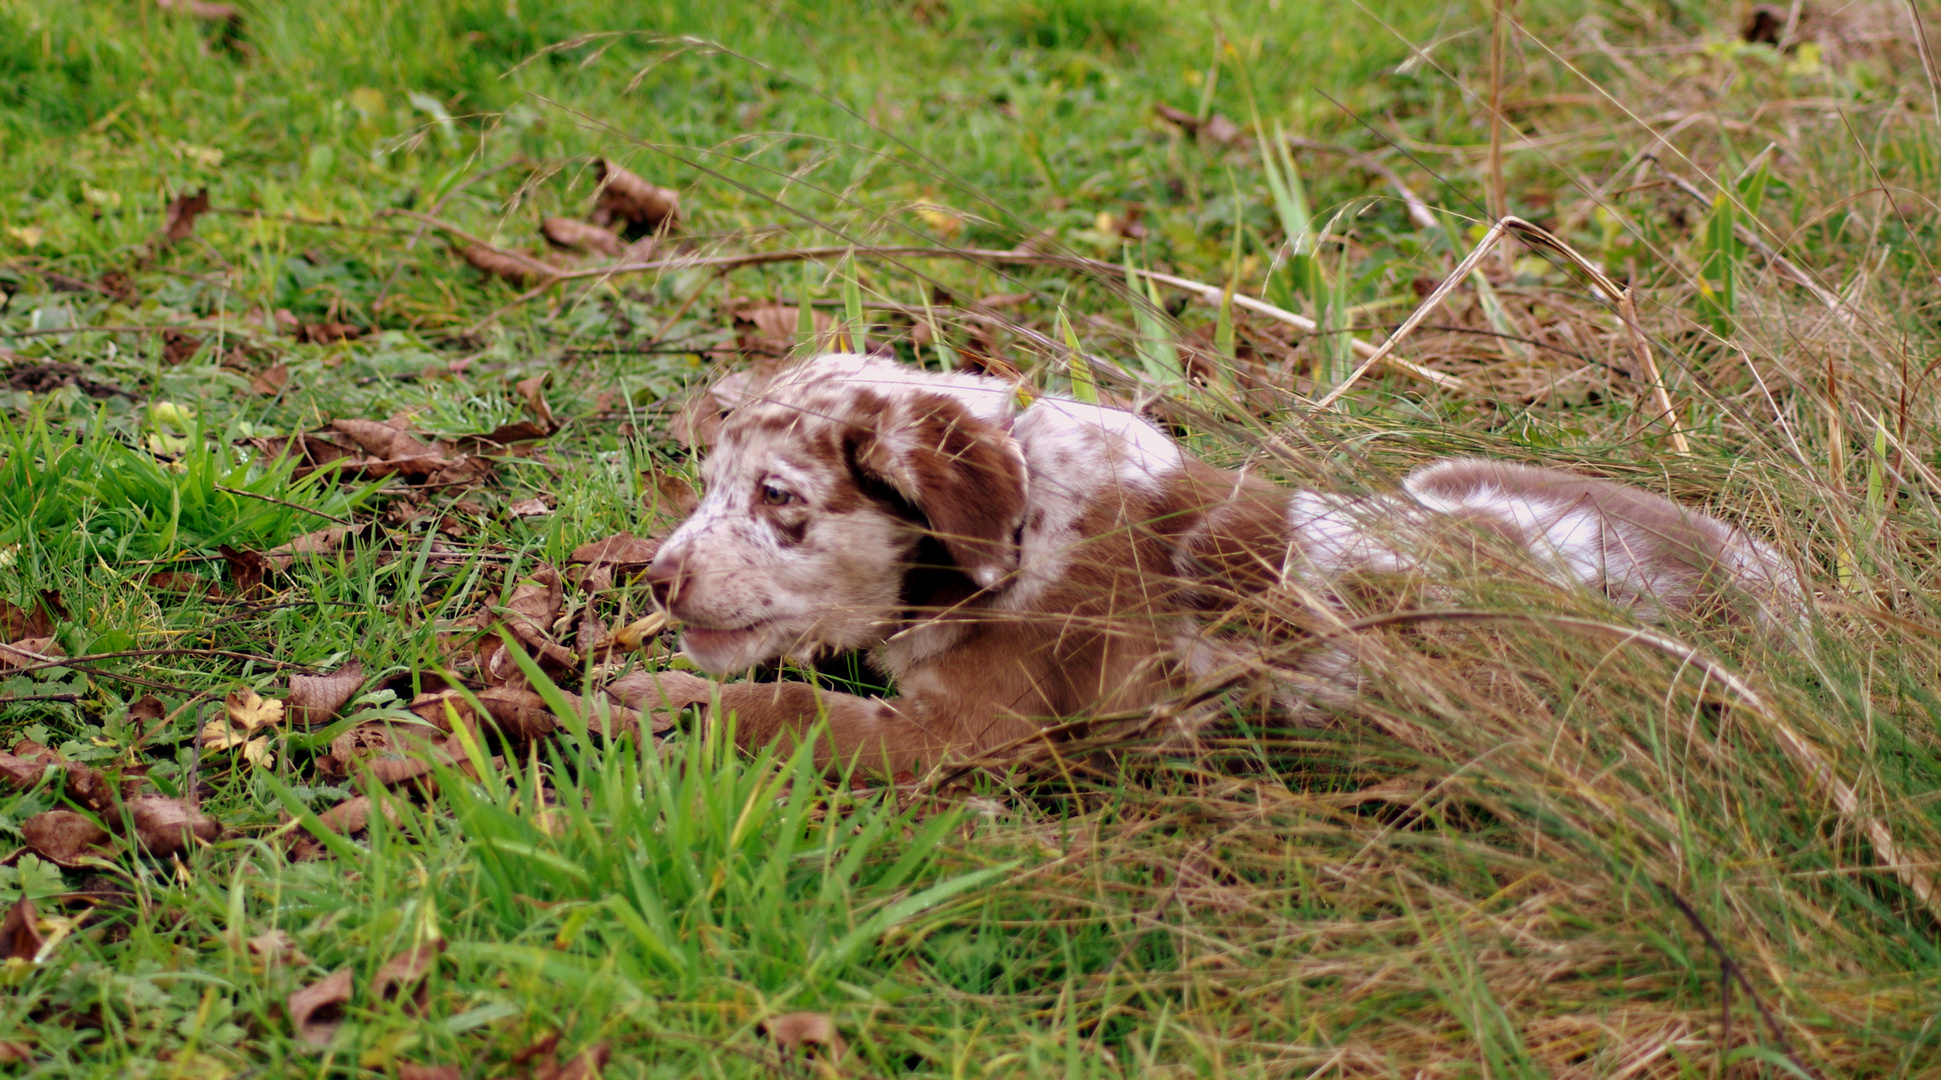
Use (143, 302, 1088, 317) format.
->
(1, 0, 1939, 1075)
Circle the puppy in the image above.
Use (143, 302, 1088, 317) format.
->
(616, 354, 1803, 771)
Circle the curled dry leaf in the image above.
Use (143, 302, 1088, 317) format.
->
(0, 752, 43, 791)
(128, 796, 221, 856)
(161, 188, 210, 246)
(507, 498, 551, 518)
(461, 244, 556, 289)
(247, 929, 308, 966)
(265, 524, 362, 572)
(202, 687, 284, 752)
(0, 898, 43, 962)
(0, 599, 53, 642)
(162, 330, 201, 365)
(763, 1011, 847, 1062)
(532, 1041, 611, 1080)
(21, 810, 111, 867)
(127, 694, 165, 725)
(287, 967, 352, 1047)
(249, 362, 290, 396)
(733, 303, 832, 356)
(218, 544, 274, 597)
(646, 470, 698, 517)
(568, 532, 660, 568)
(288, 660, 365, 727)
(373, 940, 445, 1004)
(513, 374, 556, 431)
(144, 570, 223, 599)
(297, 322, 365, 345)
(594, 158, 679, 233)
(329, 418, 435, 462)
(540, 217, 624, 257)
(0, 637, 58, 670)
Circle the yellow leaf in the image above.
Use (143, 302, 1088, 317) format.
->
(915, 204, 963, 237)
(224, 689, 285, 734)
(242, 737, 273, 770)
(4, 226, 43, 249)
(198, 719, 246, 751)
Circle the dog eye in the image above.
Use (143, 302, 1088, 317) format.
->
(761, 484, 794, 506)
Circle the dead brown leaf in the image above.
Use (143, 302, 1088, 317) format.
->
(569, 532, 661, 568)
(3, 361, 134, 399)
(64, 763, 119, 815)
(287, 967, 352, 1046)
(288, 660, 364, 727)
(593, 158, 679, 234)
(21, 810, 111, 867)
(646, 471, 697, 517)
(507, 497, 551, 518)
(249, 362, 290, 396)
(764, 1011, 847, 1062)
(0, 899, 41, 962)
(0, 599, 52, 642)
(732, 302, 832, 357)
(1153, 101, 1244, 146)
(540, 217, 624, 257)
(513, 373, 556, 430)
(297, 322, 365, 345)
(128, 796, 222, 856)
(218, 544, 274, 598)
(0, 637, 58, 670)
(329, 418, 436, 463)
(0, 752, 43, 791)
(127, 694, 165, 725)
(473, 686, 556, 740)
(162, 330, 202, 366)
(461, 244, 557, 289)
(532, 1041, 611, 1080)
(246, 929, 308, 966)
(264, 524, 362, 571)
(0, 1042, 29, 1064)
(374, 940, 444, 1007)
(162, 188, 211, 246)
(144, 570, 223, 599)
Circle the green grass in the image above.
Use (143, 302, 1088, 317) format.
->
(3, 0, 1941, 1075)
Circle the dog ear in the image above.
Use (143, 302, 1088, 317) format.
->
(849, 391, 1028, 590)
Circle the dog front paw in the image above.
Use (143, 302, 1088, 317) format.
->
(601, 669, 716, 713)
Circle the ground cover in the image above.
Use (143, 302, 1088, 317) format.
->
(1, 0, 1940, 1075)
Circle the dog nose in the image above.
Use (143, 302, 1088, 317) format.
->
(646, 551, 688, 613)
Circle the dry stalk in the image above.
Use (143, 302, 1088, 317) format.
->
(1319, 609, 1941, 926)
(426, 230, 1463, 389)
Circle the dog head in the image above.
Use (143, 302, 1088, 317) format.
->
(648, 356, 1030, 674)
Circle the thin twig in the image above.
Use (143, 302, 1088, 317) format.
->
(1311, 217, 1508, 410)
(211, 486, 355, 526)
(1, 647, 319, 679)
(1662, 885, 1822, 1079)
(414, 232, 1465, 390)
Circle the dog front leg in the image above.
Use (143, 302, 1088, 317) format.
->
(605, 671, 960, 774)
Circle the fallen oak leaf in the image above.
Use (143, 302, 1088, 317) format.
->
(513, 373, 556, 430)
(248, 362, 290, 396)
(287, 660, 364, 727)
(568, 532, 660, 568)
(161, 188, 210, 246)
(373, 940, 445, 1005)
(540, 217, 624, 257)
(0, 598, 53, 641)
(533, 1041, 611, 1080)
(128, 796, 221, 857)
(246, 929, 309, 966)
(218, 544, 274, 597)
(328, 418, 438, 463)
(0, 898, 43, 962)
(0, 637, 60, 670)
(593, 158, 679, 234)
(264, 523, 364, 572)
(763, 1011, 847, 1063)
(297, 322, 365, 345)
(287, 967, 352, 1047)
(460, 244, 557, 289)
(20, 810, 111, 868)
